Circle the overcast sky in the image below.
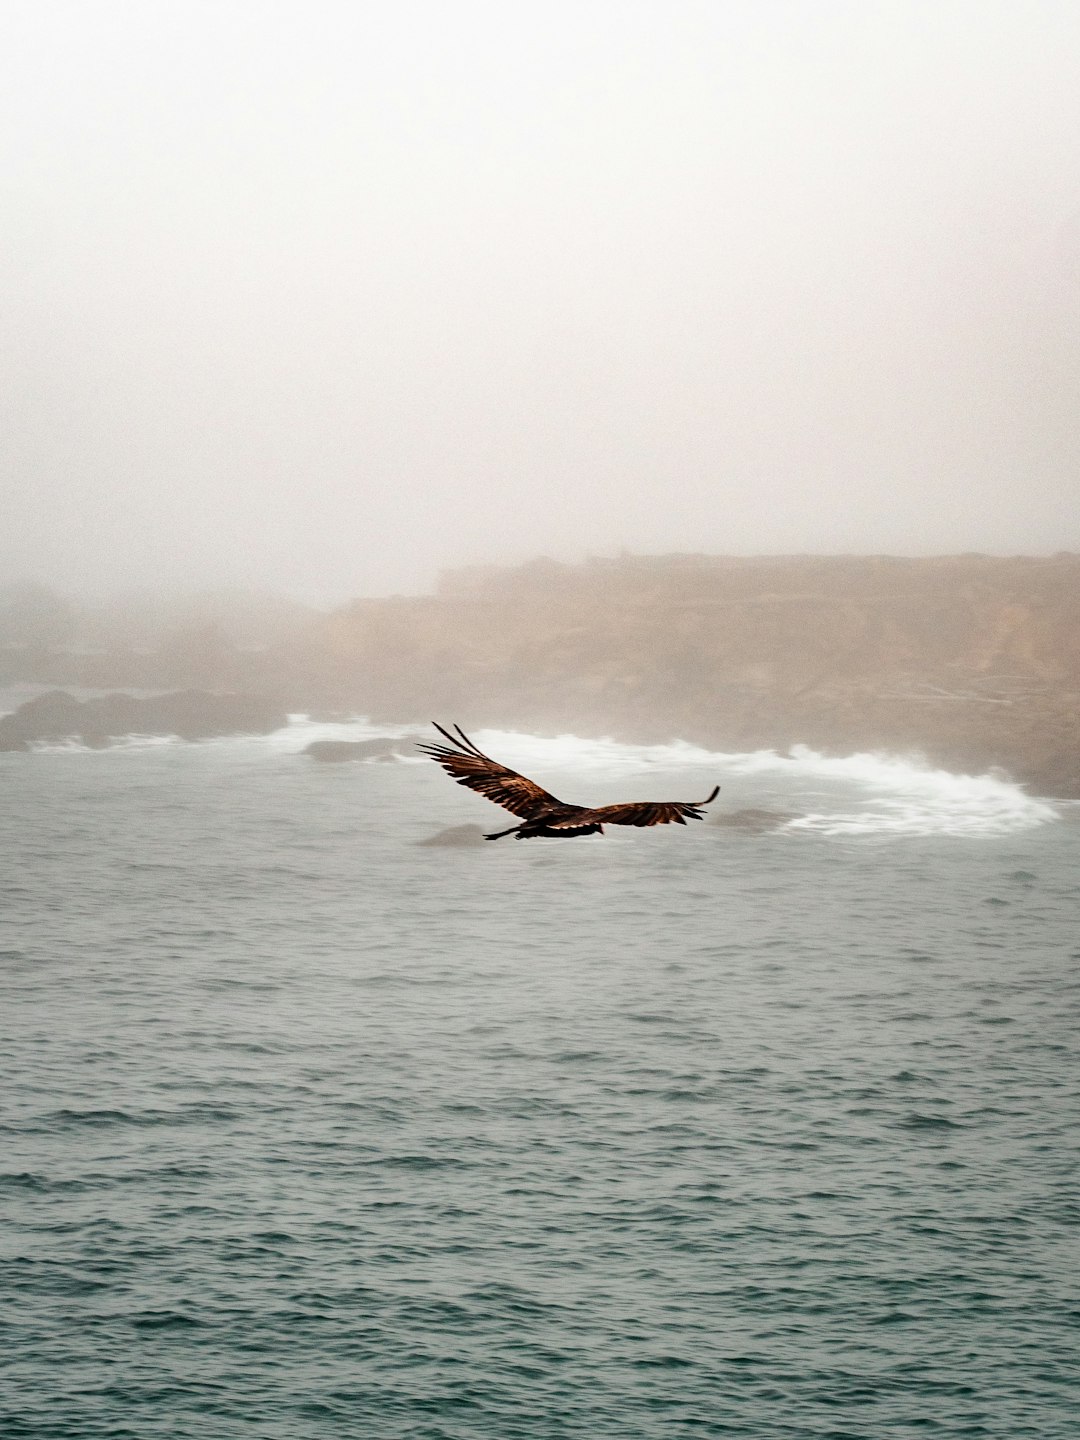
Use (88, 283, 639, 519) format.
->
(3, 0, 1080, 599)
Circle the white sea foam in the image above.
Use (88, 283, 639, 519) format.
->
(757, 745, 1058, 837)
(27, 733, 183, 753)
(13, 713, 1060, 837)
(240, 720, 1062, 835)
(449, 729, 1060, 839)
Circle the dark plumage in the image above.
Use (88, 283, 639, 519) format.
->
(418, 723, 720, 840)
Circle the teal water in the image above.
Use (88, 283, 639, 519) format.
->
(2, 726, 1079, 1437)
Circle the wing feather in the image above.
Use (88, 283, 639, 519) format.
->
(577, 787, 721, 828)
(418, 724, 563, 819)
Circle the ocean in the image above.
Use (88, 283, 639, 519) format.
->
(2, 708, 1078, 1438)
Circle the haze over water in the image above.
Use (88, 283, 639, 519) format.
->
(3, 721, 1079, 1436)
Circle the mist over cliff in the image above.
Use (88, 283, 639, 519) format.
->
(4, 552, 1079, 795)
(314, 553, 1080, 794)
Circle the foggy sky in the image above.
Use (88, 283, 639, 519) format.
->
(3, 0, 1080, 600)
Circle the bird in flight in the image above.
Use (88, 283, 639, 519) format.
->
(419, 723, 720, 840)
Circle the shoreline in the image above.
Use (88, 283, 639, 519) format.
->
(4, 553, 1079, 798)
(3, 688, 1075, 804)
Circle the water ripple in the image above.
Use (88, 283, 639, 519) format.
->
(1, 742, 1078, 1437)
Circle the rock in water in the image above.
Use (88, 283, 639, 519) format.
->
(304, 736, 420, 763)
(415, 824, 487, 847)
(711, 808, 802, 832)
(0, 690, 287, 747)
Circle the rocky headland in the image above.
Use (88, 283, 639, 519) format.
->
(309, 553, 1080, 797)
(3, 554, 1079, 795)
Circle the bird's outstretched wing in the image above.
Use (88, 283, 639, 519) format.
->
(563, 789, 721, 829)
(417, 723, 564, 819)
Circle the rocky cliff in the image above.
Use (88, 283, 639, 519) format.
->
(5, 555, 1079, 795)
(310, 554, 1080, 796)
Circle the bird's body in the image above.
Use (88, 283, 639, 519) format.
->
(419, 723, 720, 840)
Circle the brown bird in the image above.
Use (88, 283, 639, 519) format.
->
(419, 723, 720, 840)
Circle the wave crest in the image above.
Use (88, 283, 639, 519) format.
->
(459, 730, 1058, 839)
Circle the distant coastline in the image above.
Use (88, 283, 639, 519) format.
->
(3, 553, 1079, 797)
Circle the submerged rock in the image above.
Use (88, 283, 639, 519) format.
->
(415, 823, 487, 847)
(0, 689, 287, 746)
(711, 808, 802, 832)
(304, 735, 420, 763)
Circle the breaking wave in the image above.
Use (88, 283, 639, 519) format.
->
(729, 744, 1058, 838)
(424, 727, 1059, 840)
(7, 710, 1059, 838)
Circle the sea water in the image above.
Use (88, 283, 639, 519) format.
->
(2, 714, 1078, 1437)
